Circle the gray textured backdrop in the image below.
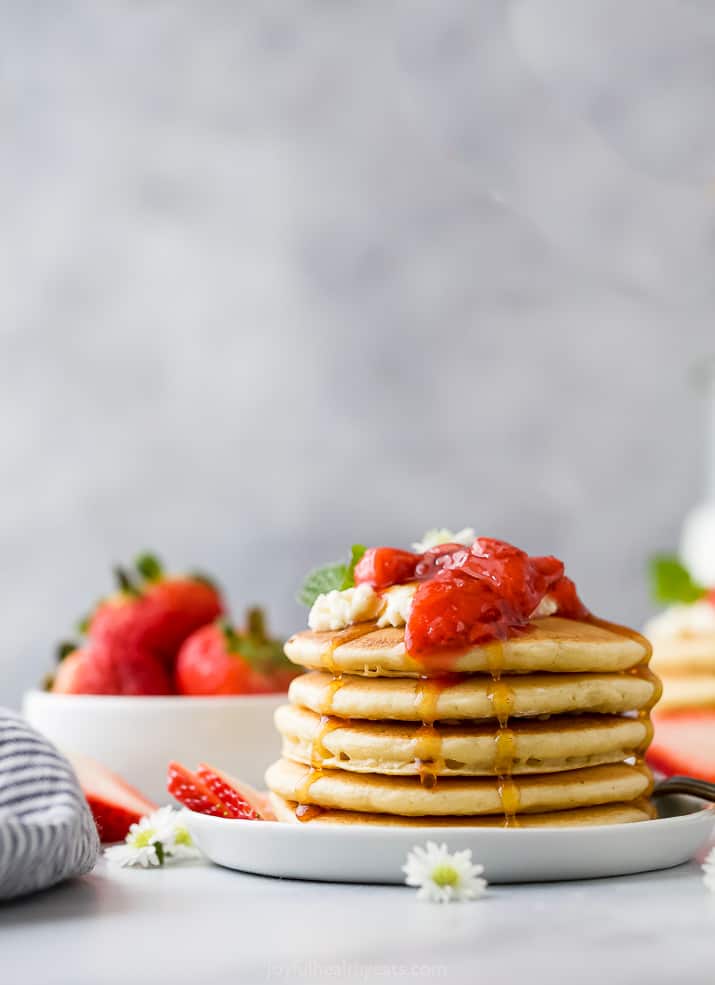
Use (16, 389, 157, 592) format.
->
(2, 0, 715, 706)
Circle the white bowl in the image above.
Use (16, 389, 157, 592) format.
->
(22, 690, 284, 804)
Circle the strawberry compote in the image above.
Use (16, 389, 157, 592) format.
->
(353, 538, 588, 657)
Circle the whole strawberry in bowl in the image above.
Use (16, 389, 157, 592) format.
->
(176, 608, 300, 697)
(23, 553, 291, 801)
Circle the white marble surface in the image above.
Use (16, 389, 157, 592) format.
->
(2, 857, 715, 984)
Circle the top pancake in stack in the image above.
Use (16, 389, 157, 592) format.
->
(266, 536, 659, 826)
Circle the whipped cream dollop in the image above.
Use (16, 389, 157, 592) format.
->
(411, 527, 475, 553)
(643, 599, 715, 640)
(307, 583, 383, 631)
(308, 582, 558, 632)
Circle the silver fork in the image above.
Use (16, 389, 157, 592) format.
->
(653, 775, 715, 802)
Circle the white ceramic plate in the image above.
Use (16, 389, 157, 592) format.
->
(186, 795, 714, 884)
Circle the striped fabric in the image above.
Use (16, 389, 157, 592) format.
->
(0, 709, 98, 900)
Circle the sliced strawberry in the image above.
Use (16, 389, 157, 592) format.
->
(195, 764, 260, 820)
(68, 751, 157, 843)
(648, 712, 715, 782)
(167, 761, 239, 818)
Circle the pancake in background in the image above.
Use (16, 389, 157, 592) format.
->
(652, 675, 715, 713)
(650, 637, 715, 675)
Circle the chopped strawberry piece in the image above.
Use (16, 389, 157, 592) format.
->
(196, 765, 259, 820)
(353, 548, 420, 590)
(69, 751, 157, 843)
(167, 761, 239, 818)
(648, 712, 715, 782)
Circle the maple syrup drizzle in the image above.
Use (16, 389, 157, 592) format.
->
(484, 639, 520, 825)
(320, 624, 377, 674)
(310, 714, 343, 767)
(295, 803, 324, 822)
(413, 677, 448, 788)
(320, 675, 348, 715)
(585, 617, 658, 782)
(293, 765, 324, 823)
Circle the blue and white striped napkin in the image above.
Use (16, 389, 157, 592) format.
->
(0, 709, 99, 900)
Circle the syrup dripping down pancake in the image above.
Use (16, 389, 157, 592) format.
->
(274, 705, 652, 777)
(289, 669, 661, 722)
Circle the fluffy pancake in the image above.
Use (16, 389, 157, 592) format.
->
(289, 669, 661, 722)
(650, 637, 715, 674)
(275, 704, 651, 776)
(265, 758, 653, 817)
(654, 674, 715, 711)
(285, 617, 650, 676)
(269, 793, 656, 826)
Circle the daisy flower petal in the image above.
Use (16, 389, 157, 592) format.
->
(403, 841, 487, 903)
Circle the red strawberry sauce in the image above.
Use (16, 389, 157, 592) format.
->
(353, 538, 588, 658)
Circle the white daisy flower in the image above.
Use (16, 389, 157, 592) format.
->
(403, 841, 487, 903)
(702, 846, 715, 892)
(168, 810, 202, 861)
(104, 806, 200, 868)
(412, 528, 475, 553)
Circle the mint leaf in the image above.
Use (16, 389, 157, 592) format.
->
(340, 544, 367, 590)
(298, 544, 368, 606)
(297, 562, 347, 607)
(649, 554, 706, 604)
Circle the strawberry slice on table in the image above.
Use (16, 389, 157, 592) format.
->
(196, 763, 272, 820)
(69, 752, 158, 843)
(167, 761, 242, 818)
(648, 712, 715, 782)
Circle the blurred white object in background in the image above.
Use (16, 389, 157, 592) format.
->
(680, 358, 715, 586)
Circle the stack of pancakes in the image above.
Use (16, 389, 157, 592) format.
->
(266, 616, 660, 826)
(647, 609, 715, 713)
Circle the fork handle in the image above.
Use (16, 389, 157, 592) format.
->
(653, 775, 715, 802)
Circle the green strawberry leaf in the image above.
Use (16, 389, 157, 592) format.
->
(56, 640, 77, 662)
(114, 565, 141, 597)
(135, 552, 164, 582)
(649, 554, 706, 604)
(188, 570, 220, 591)
(298, 545, 367, 606)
